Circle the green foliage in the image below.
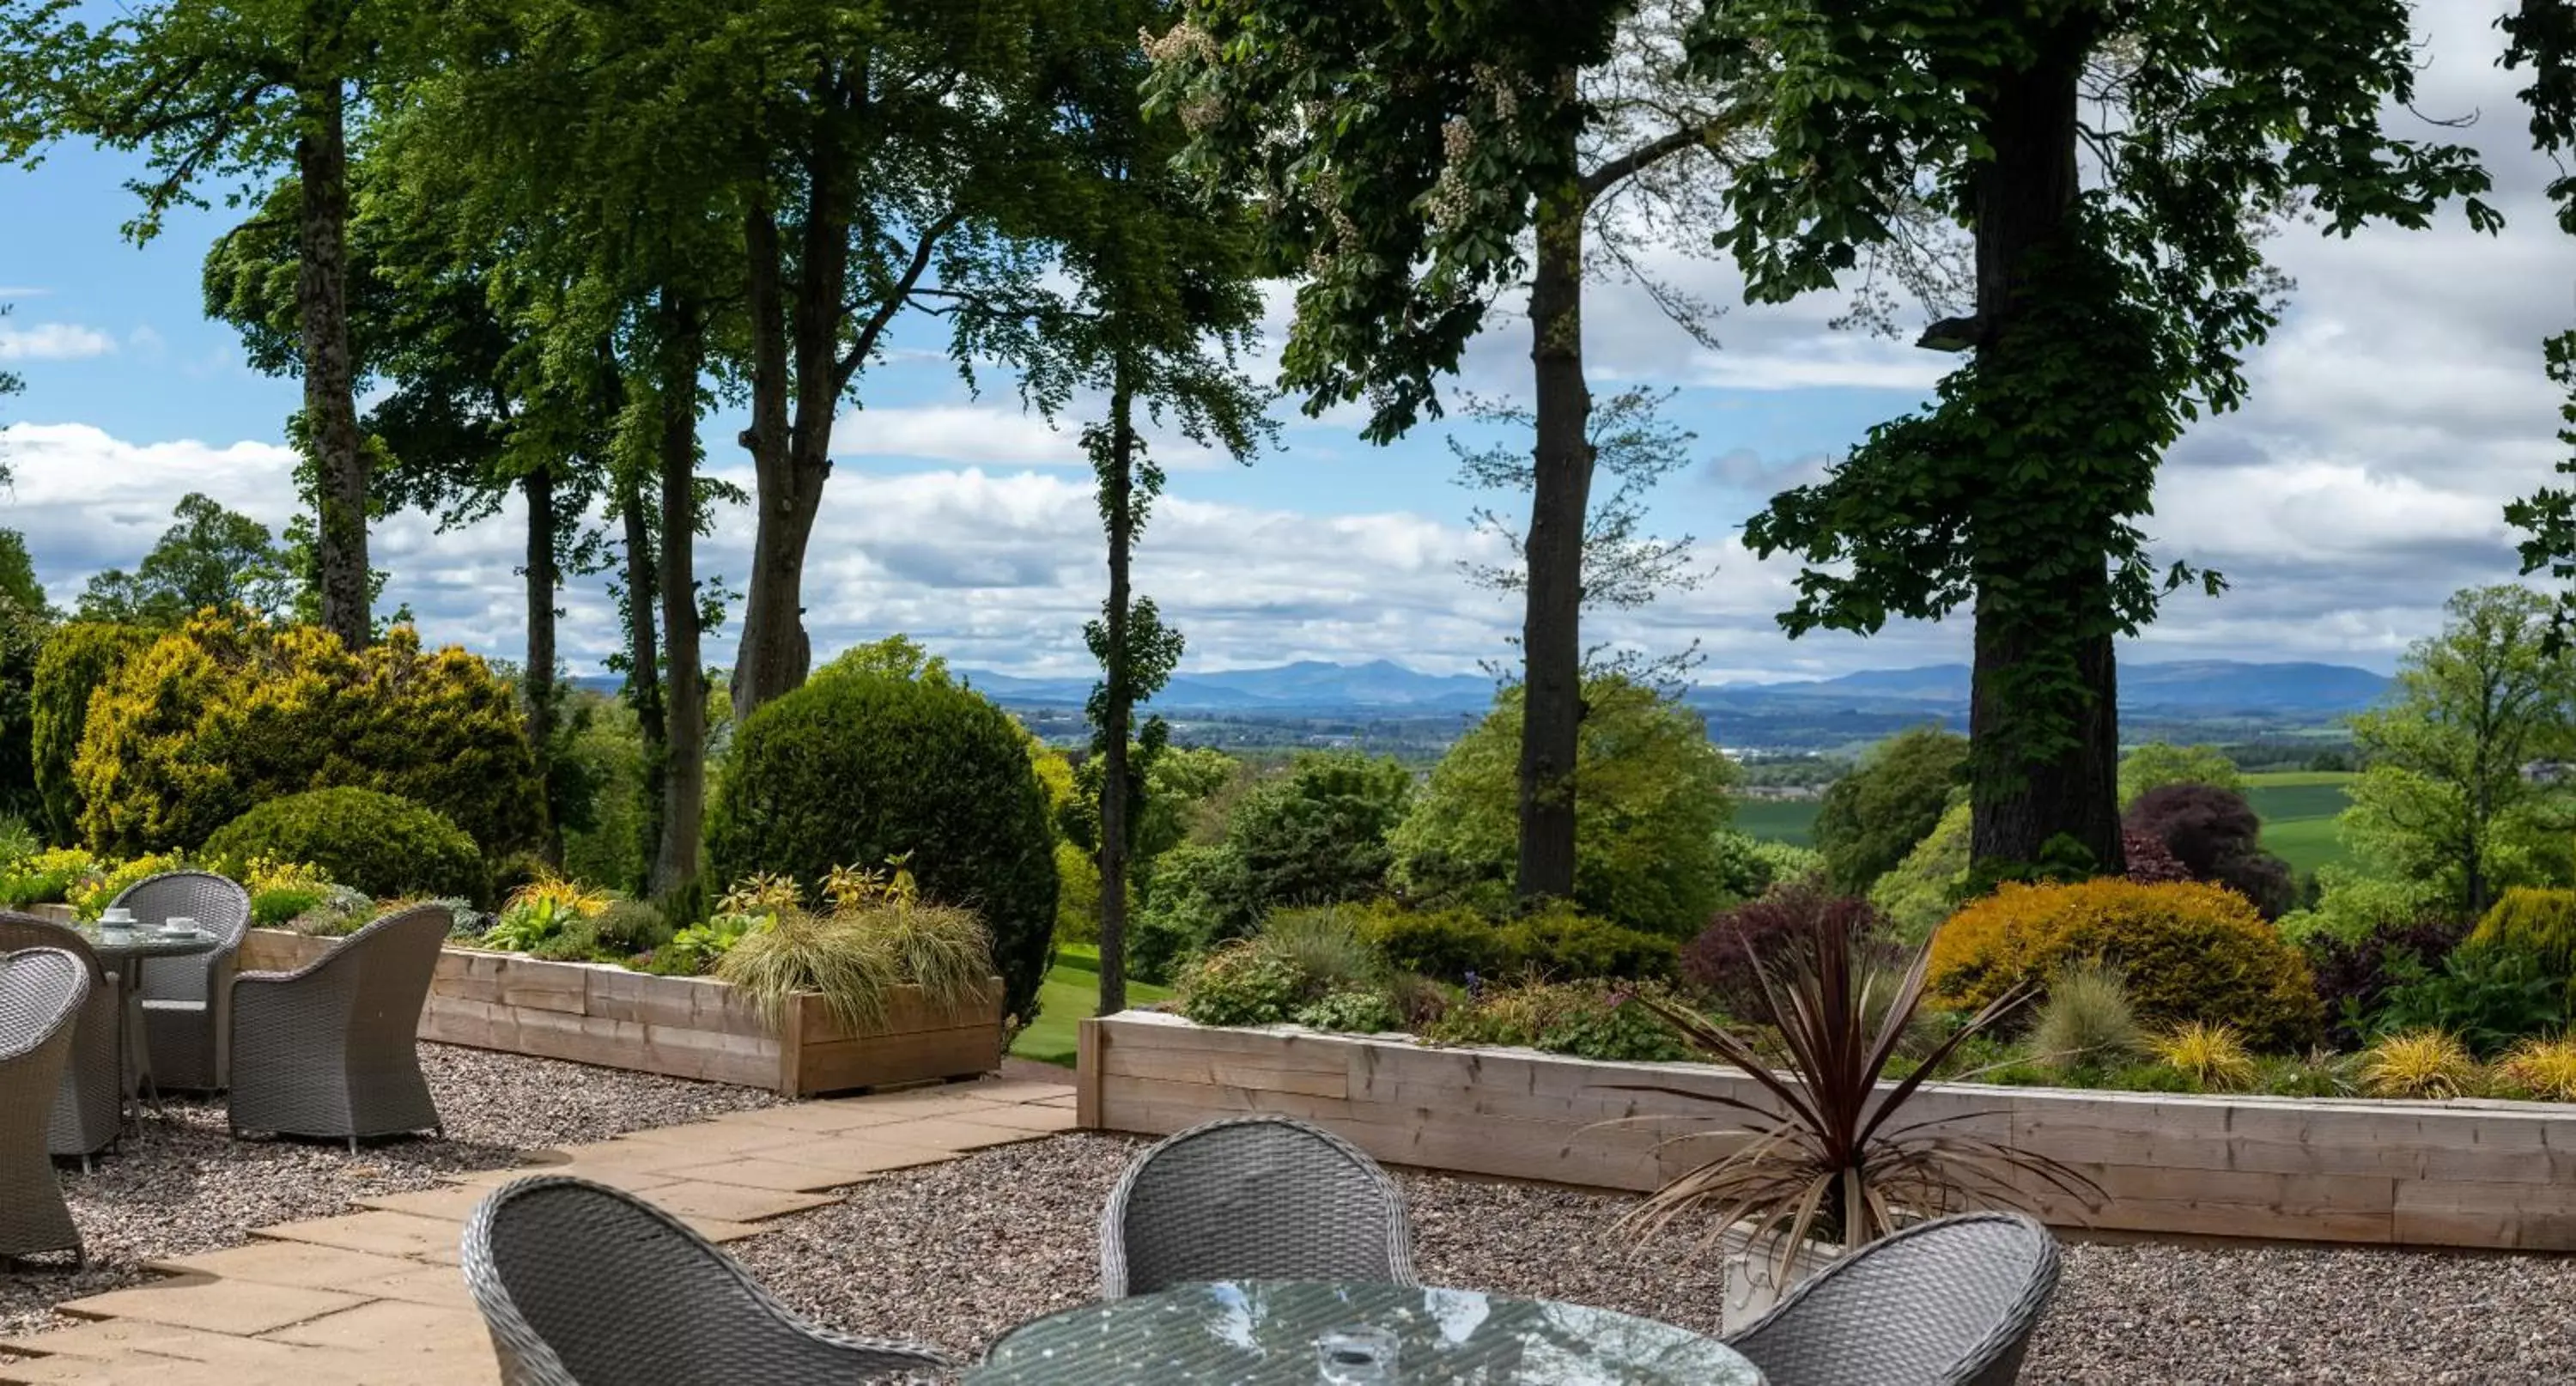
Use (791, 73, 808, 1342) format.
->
(1054, 840, 1103, 944)
(0, 532, 42, 615)
(559, 694, 650, 896)
(75, 613, 543, 859)
(0, 594, 43, 824)
(705, 670, 1059, 1026)
(1390, 678, 1738, 936)
(715, 908, 904, 1034)
(1175, 939, 1310, 1028)
(648, 915, 752, 978)
(814, 635, 951, 689)
(29, 623, 155, 844)
(2118, 742, 2245, 808)
(2342, 587, 2576, 918)
(0, 846, 94, 909)
(204, 787, 488, 903)
(1868, 800, 1971, 945)
(1226, 751, 1411, 907)
(590, 899, 674, 957)
(2470, 888, 2576, 976)
(1257, 906, 1383, 997)
(1129, 842, 1260, 983)
(1291, 989, 1400, 1035)
(1358, 900, 1676, 985)
(2370, 945, 2570, 1059)
(2279, 867, 2447, 947)
(1814, 727, 1965, 893)
(1425, 981, 1689, 1064)
(74, 493, 294, 626)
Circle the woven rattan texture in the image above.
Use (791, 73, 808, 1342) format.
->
(1098, 1115, 1419, 1299)
(1726, 1212, 2062, 1386)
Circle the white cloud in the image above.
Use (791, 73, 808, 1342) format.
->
(0, 322, 116, 362)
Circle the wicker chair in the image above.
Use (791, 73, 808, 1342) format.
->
(0, 948, 92, 1265)
(464, 1175, 955, 1385)
(115, 871, 252, 1092)
(1724, 1212, 2063, 1386)
(0, 915, 123, 1168)
(1099, 1114, 1417, 1298)
(228, 904, 447, 1152)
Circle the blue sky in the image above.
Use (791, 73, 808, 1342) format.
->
(2, 5, 2564, 683)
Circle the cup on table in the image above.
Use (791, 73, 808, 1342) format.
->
(98, 908, 137, 930)
(161, 915, 198, 936)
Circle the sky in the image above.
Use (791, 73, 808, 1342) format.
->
(1, 5, 2567, 684)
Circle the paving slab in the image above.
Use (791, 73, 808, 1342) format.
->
(347, 1264, 477, 1311)
(1, 1320, 339, 1365)
(951, 1079, 1076, 1104)
(145, 1241, 428, 1292)
(441, 1162, 678, 1194)
(928, 1103, 1080, 1134)
(253, 1212, 468, 1264)
(725, 1136, 965, 1175)
(631, 1180, 841, 1224)
(836, 1091, 1026, 1121)
(841, 1117, 1051, 1152)
(608, 1121, 819, 1156)
(649, 1157, 877, 1195)
(53, 1279, 368, 1336)
(722, 1101, 963, 1134)
(263, 1300, 486, 1355)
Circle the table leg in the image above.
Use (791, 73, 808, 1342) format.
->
(118, 957, 158, 1128)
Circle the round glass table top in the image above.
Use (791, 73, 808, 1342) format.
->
(965, 1280, 1764, 1385)
(75, 925, 224, 961)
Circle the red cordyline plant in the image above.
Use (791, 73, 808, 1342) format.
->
(1613, 904, 2096, 1273)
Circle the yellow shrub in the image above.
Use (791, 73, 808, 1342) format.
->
(2148, 1022, 2257, 1092)
(241, 855, 333, 896)
(69, 852, 186, 921)
(505, 873, 609, 920)
(1929, 878, 2320, 1050)
(2496, 1036, 2576, 1102)
(2361, 1030, 2481, 1099)
(2470, 887, 2576, 973)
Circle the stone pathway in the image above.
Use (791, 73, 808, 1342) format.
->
(0, 1077, 1078, 1384)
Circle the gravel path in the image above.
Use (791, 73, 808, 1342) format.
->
(739, 1134, 2576, 1384)
(0, 1043, 775, 1340)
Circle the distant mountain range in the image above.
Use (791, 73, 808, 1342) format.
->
(952, 657, 2391, 719)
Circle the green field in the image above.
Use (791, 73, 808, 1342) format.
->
(1010, 943, 1172, 1067)
(1731, 769, 2356, 875)
(1735, 798, 1820, 846)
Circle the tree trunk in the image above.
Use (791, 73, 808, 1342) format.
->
(651, 295, 706, 898)
(619, 464, 666, 897)
(1964, 24, 2123, 872)
(732, 76, 856, 725)
(1516, 107, 1594, 908)
(523, 465, 561, 865)
(294, 76, 370, 650)
(1097, 380, 1137, 1017)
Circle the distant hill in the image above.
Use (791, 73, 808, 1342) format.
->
(1714, 659, 2388, 716)
(958, 658, 1496, 712)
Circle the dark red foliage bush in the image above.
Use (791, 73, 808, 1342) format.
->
(1683, 884, 1886, 1018)
(2123, 782, 2296, 919)
(2121, 830, 2193, 884)
(2305, 911, 2473, 1049)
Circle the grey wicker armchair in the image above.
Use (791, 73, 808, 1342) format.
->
(1099, 1114, 1417, 1298)
(0, 948, 92, 1265)
(1725, 1212, 2063, 1386)
(116, 870, 252, 1091)
(228, 904, 447, 1152)
(0, 915, 123, 1168)
(464, 1175, 955, 1385)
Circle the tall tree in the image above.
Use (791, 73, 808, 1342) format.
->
(1, 0, 411, 648)
(995, 0, 1270, 1014)
(2343, 586, 2576, 918)
(1145, 0, 1751, 908)
(77, 492, 295, 624)
(2504, 0, 2576, 640)
(722, 0, 1059, 726)
(1715, 0, 2494, 871)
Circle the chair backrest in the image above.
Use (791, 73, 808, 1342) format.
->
(463, 1176, 951, 1386)
(1727, 1212, 2062, 1386)
(0, 948, 92, 1063)
(112, 871, 252, 945)
(0, 913, 104, 986)
(306, 904, 449, 1017)
(1100, 1115, 1417, 1298)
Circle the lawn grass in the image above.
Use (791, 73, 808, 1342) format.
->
(1010, 942, 1173, 1067)
(1735, 798, 1820, 847)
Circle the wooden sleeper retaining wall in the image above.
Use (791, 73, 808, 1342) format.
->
(1078, 1010, 2576, 1252)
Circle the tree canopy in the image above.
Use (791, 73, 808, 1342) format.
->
(1813, 726, 1967, 895)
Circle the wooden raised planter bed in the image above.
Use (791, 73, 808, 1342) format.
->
(240, 929, 1001, 1097)
(1079, 1010, 2576, 1253)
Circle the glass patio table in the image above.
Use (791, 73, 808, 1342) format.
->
(75, 922, 224, 1118)
(965, 1280, 1765, 1385)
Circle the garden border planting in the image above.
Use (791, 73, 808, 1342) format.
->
(1078, 1011, 2576, 1251)
(237, 928, 1002, 1096)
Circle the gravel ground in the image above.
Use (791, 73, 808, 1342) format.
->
(0, 1042, 775, 1340)
(740, 1134, 2576, 1385)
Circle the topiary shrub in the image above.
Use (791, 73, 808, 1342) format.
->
(1357, 900, 1675, 984)
(705, 670, 1058, 1027)
(73, 613, 542, 858)
(29, 622, 155, 843)
(1929, 878, 2322, 1050)
(2469, 887, 2576, 974)
(203, 787, 488, 903)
